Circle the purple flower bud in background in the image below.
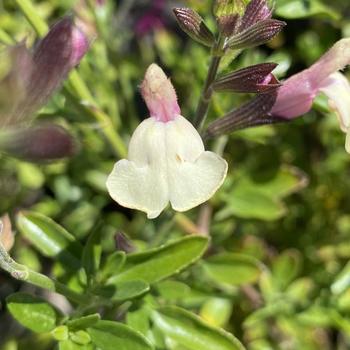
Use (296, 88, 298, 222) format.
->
(18, 17, 89, 123)
(135, 0, 166, 37)
(0, 16, 89, 162)
(95, 0, 106, 6)
(0, 124, 77, 161)
(115, 232, 135, 253)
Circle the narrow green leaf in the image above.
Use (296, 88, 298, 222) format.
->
(156, 280, 191, 300)
(108, 236, 208, 284)
(67, 314, 101, 330)
(82, 226, 102, 283)
(7, 292, 58, 333)
(203, 253, 263, 286)
(271, 249, 301, 290)
(16, 211, 82, 269)
(276, 0, 340, 20)
(152, 306, 245, 350)
(100, 251, 126, 280)
(331, 261, 350, 295)
(88, 320, 154, 350)
(95, 279, 150, 301)
(59, 339, 93, 350)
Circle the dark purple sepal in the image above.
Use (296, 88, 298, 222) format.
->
(204, 92, 286, 138)
(213, 62, 280, 93)
(239, 0, 272, 31)
(173, 8, 215, 47)
(226, 19, 286, 50)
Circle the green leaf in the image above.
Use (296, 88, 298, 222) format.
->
(275, 0, 340, 20)
(126, 308, 151, 337)
(52, 325, 69, 341)
(100, 251, 126, 280)
(218, 167, 307, 221)
(96, 279, 150, 301)
(70, 330, 91, 345)
(271, 249, 302, 290)
(16, 211, 82, 269)
(82, 226, 102, 283)
(108, 236, 208, 285)
(152, 306, 245, 350)
(6, 292, 58, 333)
(200, 298, 233, 328)
(156, 280, 191, 300)
(331, 261, 350, 295)
(220, 188, 286, 221)
(59, 339, 93, 350)
(203, 253, 263, 286)
(67, 314, 101, 331)
(88, 320, 154, 350)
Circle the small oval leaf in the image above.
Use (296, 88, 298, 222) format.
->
(152, 306, 245, 350)
(7, 292, 58, 333)
(88, 320, 154, 350)
(203, 253, 263, 286)
(16, 211, 82, 269)
(108, 236, 208, 285)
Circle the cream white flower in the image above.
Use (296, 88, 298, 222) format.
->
(106, 64, 227, 219)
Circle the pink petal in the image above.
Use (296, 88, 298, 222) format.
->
(140, 64, 181, 123)
(271, 38, 350, 119)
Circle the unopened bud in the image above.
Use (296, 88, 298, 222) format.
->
(18, 17, 89, 120)
(140, 63, 180, 122)
(239, 0, 272, 31)
(0, 124, 77, 162)
(115, 232, 135, 253)
(226, 19, 286, 50)
(173, 8, 214, 47)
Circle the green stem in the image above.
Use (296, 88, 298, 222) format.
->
(15, 0, 48, 36)
(0, 29, 15, 45)
(0, 243, 86, 304)
(193, 39, 224, 131)
(15, 0, 127, 158)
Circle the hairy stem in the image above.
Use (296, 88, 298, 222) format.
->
(0, 243, 87, 304)
(193, 38, 224, 130)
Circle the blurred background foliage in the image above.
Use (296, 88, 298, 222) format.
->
(0, 0, 350, 349)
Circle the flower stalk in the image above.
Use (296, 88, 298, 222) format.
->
(193, 39, 224, 130)
(0, 241, 87, 304)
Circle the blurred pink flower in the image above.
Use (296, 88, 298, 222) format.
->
(135, 0, 166, 36)
(271, 39, 350, 152)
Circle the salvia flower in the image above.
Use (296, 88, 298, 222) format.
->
(0, 17, 89, 161)
(271, 38, 350, 152)
(107, 64, 228, 219)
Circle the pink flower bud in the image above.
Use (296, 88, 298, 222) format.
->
(70, 25, 90, 68)
(140, 63, 181, 122)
